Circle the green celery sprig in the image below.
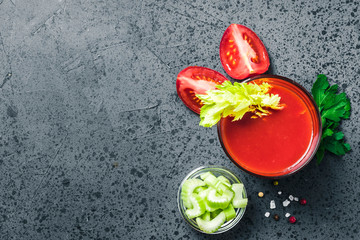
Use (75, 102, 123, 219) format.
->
(196, 81, 284, 127)
(311, 74, 351, 164)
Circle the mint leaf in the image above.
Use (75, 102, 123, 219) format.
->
(312, 74, 351, 164)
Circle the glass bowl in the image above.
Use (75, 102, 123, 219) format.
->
(217, 75, 322, 178)
(177, 166, 247, 234)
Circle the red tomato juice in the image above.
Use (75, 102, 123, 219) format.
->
(218, 76, 321, 178)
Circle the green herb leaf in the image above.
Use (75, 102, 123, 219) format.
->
(316, 143, 326, 165)
(311, 74, 329, 109)
(312, 74, 351, 164)
(196, 81, 283, 127)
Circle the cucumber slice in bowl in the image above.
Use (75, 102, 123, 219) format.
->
(177, 166, 247, 234)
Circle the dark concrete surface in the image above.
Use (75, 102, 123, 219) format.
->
(0, 0, 359, 239)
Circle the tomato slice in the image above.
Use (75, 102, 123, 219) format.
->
(176, 66, 228, 114)
(220, 24, 270, 80)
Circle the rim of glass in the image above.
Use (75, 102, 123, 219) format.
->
(217, 74, 322, 179)
(177, 166, 247, 234)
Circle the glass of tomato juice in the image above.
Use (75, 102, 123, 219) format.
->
(217, 75, 322, 178)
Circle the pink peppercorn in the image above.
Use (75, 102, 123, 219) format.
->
(289, 216, 296, 224)
(300, 199, 307, 205)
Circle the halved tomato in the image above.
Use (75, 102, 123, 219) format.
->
(220, 24, 270, 80)
(176, 66, 228, 114)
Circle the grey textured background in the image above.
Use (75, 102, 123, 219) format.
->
(0, 0, 359, 239)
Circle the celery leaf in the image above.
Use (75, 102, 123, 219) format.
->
(196, 81, 283, 127)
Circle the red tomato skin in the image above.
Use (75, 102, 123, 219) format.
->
(219, 24, 270, 80)
(176, 66, 228, 114)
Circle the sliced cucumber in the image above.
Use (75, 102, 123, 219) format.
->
(231, 183, 247, 208)
(196, 212, 226, 234)
(185, 194, 206, 219)
(206, 188, 231, 209)
(223, 204, 236, 221)
(181, 179, 206, 208)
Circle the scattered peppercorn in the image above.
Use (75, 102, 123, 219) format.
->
(300, 199, 307, 205)
(289, 216, 296, 224)
(258, 192, 264, 198)
(273, 180, 279, 186)
(273, 214, 280, 221)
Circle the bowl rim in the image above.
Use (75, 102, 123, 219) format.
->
(217, 74, 322, 179)
(177, 165, 247, 234)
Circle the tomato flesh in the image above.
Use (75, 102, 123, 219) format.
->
(176, 66, 228, 114)
(220, 24, 270, 80)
